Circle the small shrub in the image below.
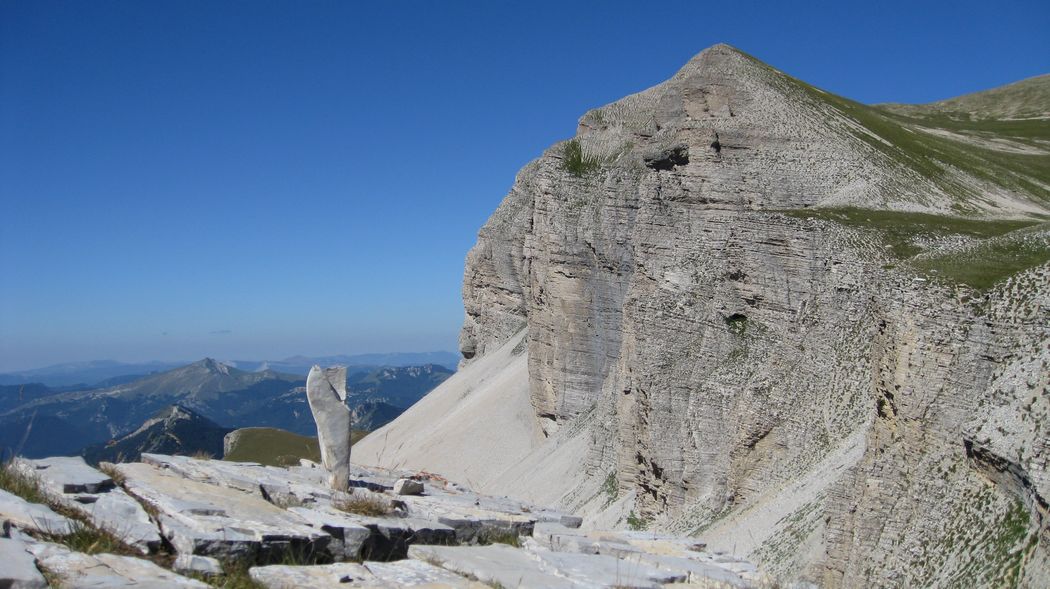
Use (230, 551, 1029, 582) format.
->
(562, 139, 602, 176)
(42, 519, 136, 555)
(724, 313, 749, 336)
(205, 560, 268, 589)
(333, 491, 393, 517)
(626, 511, 646, 531)
(476, 529, 522, 547)
(602, 472, 618, 504)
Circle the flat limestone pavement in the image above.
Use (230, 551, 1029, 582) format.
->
(26, 539, 210, 588)
(113, 460, 331, 561)
(16, 456, 162, 553)
(1, 453, 767, 588)
(250, 559, 488, 588)
(0, 488, 74, 536)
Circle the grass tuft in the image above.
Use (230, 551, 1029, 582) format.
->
(201, 560, 267, 589)
(0, 459, 50, 505)
(41, 518, 135, 554)
(333, 491, 393, 517)
(98, 462, 127, 486)
(476, 528, 522, 548)
(39, 565, 64, 588)
(562, 139, 602, 177)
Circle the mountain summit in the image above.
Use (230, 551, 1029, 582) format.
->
(355, 45, 1049, 587)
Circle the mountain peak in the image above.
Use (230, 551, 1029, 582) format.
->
(697, 42, 742, 56)
(191, 358, 232, 375)
(151, 403, 206, 422)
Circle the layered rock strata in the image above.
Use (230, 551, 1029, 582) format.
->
(358, 44, 1050, 587)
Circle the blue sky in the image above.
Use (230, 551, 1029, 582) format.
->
(1, 0, 1048, 371)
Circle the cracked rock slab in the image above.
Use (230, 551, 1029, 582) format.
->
(534, 550, 686, 588)
(26, 539, 209, 588)
(398, 494, 535, 543)
(0, 488, 74, 536)
(15, 457, 114, 494)
(0, 536, 47, 589)
(115, 461, 330, 561)
(251, 559, 483, 588)
(289, 505, 455, 560)
(18, 456, 161, 553)
(408, 544, 581, 589)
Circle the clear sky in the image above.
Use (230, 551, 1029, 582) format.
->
(2, 0, 1048, 371)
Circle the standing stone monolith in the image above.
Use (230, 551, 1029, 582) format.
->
(306, 365, 351, 491)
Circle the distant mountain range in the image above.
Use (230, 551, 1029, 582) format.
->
(0, 358, 453, 458)
(0, 351, 460, 388)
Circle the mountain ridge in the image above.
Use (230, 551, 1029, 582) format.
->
(81, 404, 231, 465)
(355, 43, 1050, 587)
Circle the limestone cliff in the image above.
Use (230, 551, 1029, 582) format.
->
(358, 44, 1050, 587)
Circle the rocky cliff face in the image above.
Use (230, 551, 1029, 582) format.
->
(450, 44, 1050, 586)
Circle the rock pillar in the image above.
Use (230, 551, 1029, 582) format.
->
(306, 365, 351, 491)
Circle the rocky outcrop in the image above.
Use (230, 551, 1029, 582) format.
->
(357, 44, 1050, 586)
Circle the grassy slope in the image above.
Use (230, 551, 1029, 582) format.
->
(737, 50, 1050, 210)
(878, 73, 1050, 121)
(222, 427, 368, 467)
(745, 53, 1050, 289)
(784, 208, 1050, 289)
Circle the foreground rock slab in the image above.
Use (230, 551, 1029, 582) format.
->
(531, 525, 760, 586)
(26, 539, 209, 588)
(18, 456, 161, 553)
(0, 488, 74, 536)
(535, 549, 686, 587)
(289, 504, 455, 560)
(398, 493, 536, 543)
(3, 452, 765, 588)
(114, 461, 330, 560)
(251, 559, 485, 588)
(0, 536, 47, 589)
(409, 544, 581, 589)
(16, 457, 113, 494)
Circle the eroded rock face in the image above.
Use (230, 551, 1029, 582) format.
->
(455, 43, 1050, 586)
(306, 365, 351, 491)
